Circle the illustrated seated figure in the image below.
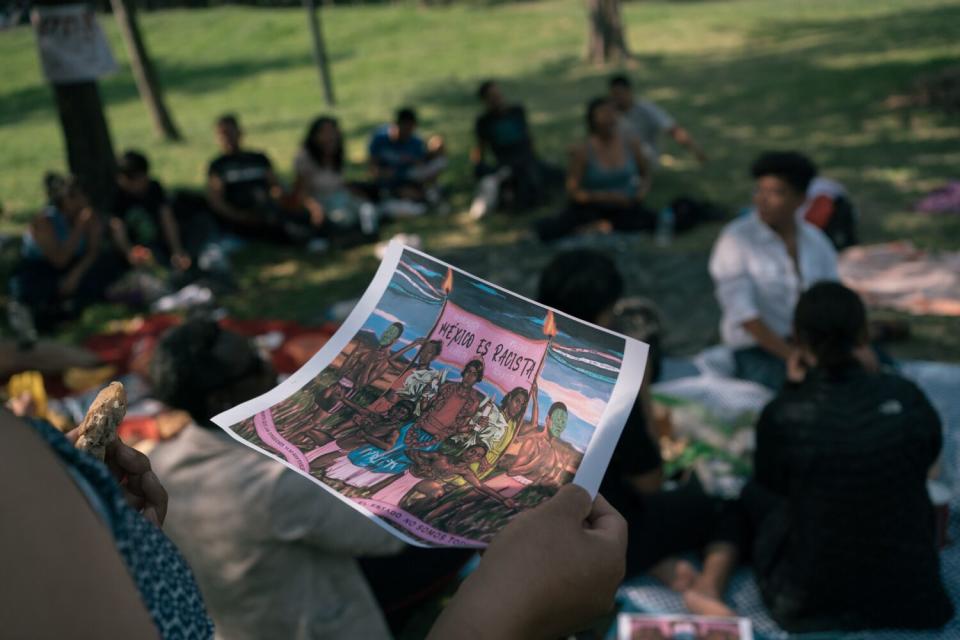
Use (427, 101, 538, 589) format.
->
(420, 386, 535, 522)
(315, 359, 487, 488)
(366, 338, 444, 416)
(503, 398, 581, 487)
(450, 386, 530, 478)
(299, 325, 421, 440)
(403, 358, 486, 448)
(402, 442, 518, 514)
(309, 398, 415, 470)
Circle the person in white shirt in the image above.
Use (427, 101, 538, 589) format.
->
(709, 151, 839, 390)
(609, 74, 707, 167)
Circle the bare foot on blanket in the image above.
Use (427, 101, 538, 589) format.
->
(683, 579, 735, 618)
(650, 558, 700, 592)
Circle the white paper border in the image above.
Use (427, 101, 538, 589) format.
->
(212, 239, 647, 546)
(616, 613, 754, 640)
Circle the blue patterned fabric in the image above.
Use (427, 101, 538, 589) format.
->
(617, 360, 960, 640)
(30, 419, 214, 639)
(348, 422, 438, 474)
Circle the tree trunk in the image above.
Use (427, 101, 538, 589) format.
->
(110, 0, 182, 141)
(586, 0, 630, 65)
(305, 0, 335, 106)
(34, 0, 117, 208)
(53, 82, 117, 209)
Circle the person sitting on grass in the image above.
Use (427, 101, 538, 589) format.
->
(539, 249, 744, 618)
(308, 397, 416, 465)
(404, 441, 519, 514)
(469, 79, 562, 218)
(9, 173, 118, 330)
(109, 150, 191, 274)
(366, 107, 447, 216)
(207, 113, 319, 243)
(294, 115, 379, 242)
(535, 97, 654, 242)
(608, 73, 707, 167)
(737, 282, 952, 632)
(502, 397, 582, 488)
(708, 151, 839, 391)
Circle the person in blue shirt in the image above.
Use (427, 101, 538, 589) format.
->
(366, 108, 446, 207)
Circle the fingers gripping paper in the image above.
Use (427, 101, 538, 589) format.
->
(213, 242, 648, 547)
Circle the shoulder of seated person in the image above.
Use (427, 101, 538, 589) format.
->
(716, 215, 756, 241)
(870, 371, 930, 404)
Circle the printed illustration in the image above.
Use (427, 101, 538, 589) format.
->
(215, 242, 646, 547)
(618, 614, 754, 640)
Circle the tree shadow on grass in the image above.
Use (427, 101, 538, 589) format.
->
(0, 49, 353, 128)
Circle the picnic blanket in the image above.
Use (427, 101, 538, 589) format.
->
(916, 181, 960, 215)
(83, 315, 338, 380)
(839, 242, 960, 316)
(30, 316, 338, 448)
(653, 376, 772, 497)
(617, 355, 960, 640)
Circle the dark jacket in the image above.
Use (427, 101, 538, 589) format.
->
(742, 366, 953, 632)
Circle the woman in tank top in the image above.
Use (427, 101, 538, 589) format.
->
(536, 96, 654, 241)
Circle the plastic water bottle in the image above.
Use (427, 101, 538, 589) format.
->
(656, 206, 675, 247)
(358, 202, 378, 235)
(198, 243, 230, 274)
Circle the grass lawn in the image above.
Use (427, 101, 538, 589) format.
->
(1, 0, 959, 361)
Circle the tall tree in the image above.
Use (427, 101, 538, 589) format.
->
(110, 0, 182, 141)
(304, 0, 335, 106)
(586, 0, 630, 65)
(34, 0, 117, 209)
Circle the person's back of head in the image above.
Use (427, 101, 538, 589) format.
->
(150, 319, 273, 426)
(793, 281, 867, 373)
(538, 249, 624, 327)
(751, 151, 818, 196)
